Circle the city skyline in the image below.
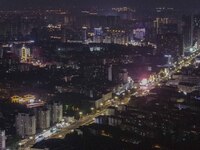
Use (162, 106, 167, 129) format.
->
(0, 0, 200, 149)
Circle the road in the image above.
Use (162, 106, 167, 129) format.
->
(50, 97, 131, 139)
(18, 49, 200, 150)
(18, 98, 126, 150)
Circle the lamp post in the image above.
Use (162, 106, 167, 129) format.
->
(79, 111, 83, 119)
(90, 107, 94, 113)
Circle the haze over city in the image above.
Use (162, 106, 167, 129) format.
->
(1, 0, 200, 11)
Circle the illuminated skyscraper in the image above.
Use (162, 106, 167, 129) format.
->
(20, 44, 31, 62)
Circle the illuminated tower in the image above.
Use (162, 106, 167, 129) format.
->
(20, 44, 30, 62)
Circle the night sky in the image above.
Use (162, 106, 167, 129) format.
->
(0, 0, 199, 10)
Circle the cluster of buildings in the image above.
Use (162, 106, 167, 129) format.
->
(15, 102, 63, 138)
(167, 66, 200, 94)
(0, 8, 187, 62)
(2, 8, 200, 67)
(33, 63, 200, 150)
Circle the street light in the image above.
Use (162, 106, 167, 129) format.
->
(79, 111, 83, 119)
(100, 103, 103, 106)
(18, 142, 22, 147)
(91, 107, 94, 111)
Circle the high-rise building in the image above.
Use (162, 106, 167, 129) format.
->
(193, 15, 200, 29)
(119, 69, 128, 83)
(51, 103, 63, 125)
(182, 14, 200, 50)
(154, 18, 169, 34)
(108, 65, 113, 81)
(20, 45, 31, 62)
(197, 29, 200, 49)
(159, 24, 178, 34)
(38, 108, 51, 130)
(157, 33, 183, 59)
(0, 130, 6, 150)
(193, 15, 200, 47)
(16, 113, 36, 138)
(77, 14, 120, 29)
(182, 15, 193, 49)
(82, 26, 87, 43)
(133, 28, 146, 40)
(93, 27, 103, 43)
